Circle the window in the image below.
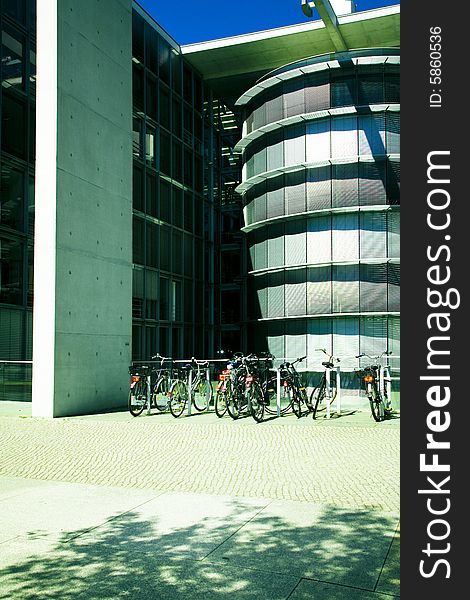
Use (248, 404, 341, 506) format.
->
(2, 27, 25, 90)
(0, 164, 24, 231)
(0, 236, 24, 305)
(1, 94, 26, 159)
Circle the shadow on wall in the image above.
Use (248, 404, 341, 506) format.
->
(0, 501, 399, 599)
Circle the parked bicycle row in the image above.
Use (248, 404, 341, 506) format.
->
(128, 350, 396, 423)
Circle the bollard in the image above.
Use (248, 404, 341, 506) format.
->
(146, 374, 152, 415)
(326, 367, 331, 419)
(277, 368, 281, 418)
(187, 368, 192, 416)
(336, 366, 341, 415)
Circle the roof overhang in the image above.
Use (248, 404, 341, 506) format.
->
(181, 5, 399, 103)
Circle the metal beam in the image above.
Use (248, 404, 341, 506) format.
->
(312, 0, 348, 51)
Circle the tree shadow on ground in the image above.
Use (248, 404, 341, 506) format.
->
(0, 500, 400, 599)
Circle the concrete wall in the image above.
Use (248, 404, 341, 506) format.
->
(32, 0, 133, 417)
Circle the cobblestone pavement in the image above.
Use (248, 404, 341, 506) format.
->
(0, 410, 399, 511)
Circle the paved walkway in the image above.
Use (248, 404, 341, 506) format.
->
(0, 403, 400, 598)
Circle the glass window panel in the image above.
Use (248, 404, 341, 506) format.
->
(333, 265, 359, 313)
(307, 266, 331, 314)
(388, 211, 400, 258)
(146, 76, 157, 120)
(305, 74, 330, 112)
(146, 172, 157, 218)
(285, 269, 306, 317)
(144, 26, 158, 74)
(285, 170, 306, 215)
(0, 237, 23, 305)
(285, 220, 306, 266)
(388, 262, 400, 311)
(146, 221, 158, 268)
(132, 65, 144, 111)
(358, 73, 384, 105)
(332, 163, 358, 208)
(159, 130, 171, 176)
(360, 316, 388, 361)
(145, 269, 158, 319)
(285, 320, 307, 360)
(132, 216, 145, 265)
(1, 94, 25, 159)
(159, 86, 170, 130)
(160, 226, 171, 271)
(333, 317, 359, 370)
(132, 117, 143, 159)
(158, 38, 170, 85)
(283, 80, 305, 118)
(171, 49, 182, 95)
(132, 267, 144, 319)
(133, 165, 144, 212)
(359, 161, 387, 206)
(160, 277, 169, 320)
(2, 28, 24, 90)
(386, 113, 400, 154)
(307, 319, 332, 372)
(172, 187, 183, 228)
(0, 164, 24, 231)
(172, 230, 183, 275)
(267, 271, 284, 318)
(266, 129, 284, 171)
(331, 72, 356, 107)
(145, 126, 156, 166)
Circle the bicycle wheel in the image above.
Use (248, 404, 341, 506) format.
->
(153, 377, 170, 411)
(215, 389, 227, 417)
(249, 381, 264, 423)
(169, 380, 188, 418)
(128, 379, 148, 417)
(226, 380, 240, 420)
(193, 377, 212, 412)
(311, 382, 326, 420)
(369, 383, 385, 422)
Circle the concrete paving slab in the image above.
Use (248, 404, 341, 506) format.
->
(288, 578, 398, 599)
(0, 477, 163, 544)
(71, 491, 271, 560)
(376, 525, 400, 596)
(205, 499, 399, 591)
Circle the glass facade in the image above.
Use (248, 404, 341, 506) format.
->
(236, 50, 400, 375)
(0, 1, 35, 366)
(130, 9, 243, 360)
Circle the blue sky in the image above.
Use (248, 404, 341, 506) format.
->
(136, 0, 399, 45)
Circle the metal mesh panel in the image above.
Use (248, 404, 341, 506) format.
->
(283, 80, 305, 118)
(266, 137, 284, 171)
(285, 269, 307, 317)
(331, 73, 356, 107)
(245, 199, 255, 226)
(359, 263, 388, 312)
(255, 235, 268, 271)
(267, 322, 285, 361)
(268, 226, 285, 269)
(285, 220, 306, 266)
(307, 319, 333, 372)
(387, 262, 400, 311)
(385, 73, 400, 104)
(358, 113, 386, 156)
(332, 163, 359, 208)
(331, 116, 358, 159)
(265, 94, 283, 124)
(266, 178, 285, 219)
(254, 189, 267, 223)
(285, 320, 307, 361)
(284, 125, 305, 167)
(254, 274, 268, 318)
(306, 119, 330, 162)
(253, 103, 266, 130)
(307, 216, 331, 264)
(307, 166, 332, 210)
(387, 211, 400, 258)
(307, 266, 331, 314)
(267, 271, 285, 318)
(332, 264, 359, 313)
(245, 111, 254, 135)
(386, 112, 400, 154)
(360, 316, 388, 360)
(360, 212, 387, 259)
(285, 170, 306, 215)
(333, 317, 359, 369)
(387, 159, 400, 205)
(305, 74, 330, 112)
(358, 74, 384, 105)
(253, 146, 267, 176)
(332, 213, 359, 261)
(359, 161, 387, 205)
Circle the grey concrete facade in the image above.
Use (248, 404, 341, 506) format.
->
(32, 0, 133, 417)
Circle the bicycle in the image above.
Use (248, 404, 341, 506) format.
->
(128, 363, 151, 417)
(278, 356, 310, 418)
(168, 358, 213, 418)
(310, 349, 340, 420)
(356, 352, 393, 422)
(225, 353, 265, 423)
(150, 354, 173, 412)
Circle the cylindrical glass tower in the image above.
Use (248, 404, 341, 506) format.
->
(235, 49, 400, 379)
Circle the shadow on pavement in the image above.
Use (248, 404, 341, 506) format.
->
(0, 501, 400, 599)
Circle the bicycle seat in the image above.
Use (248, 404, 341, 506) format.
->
(182, 364, 192, 370)
(322, 361, 334, 368)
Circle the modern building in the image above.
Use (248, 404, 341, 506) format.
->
(0, 0, 399, 416)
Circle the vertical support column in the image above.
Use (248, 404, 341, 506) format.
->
(32, 0, 133, 417)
